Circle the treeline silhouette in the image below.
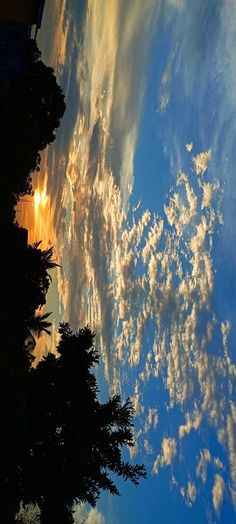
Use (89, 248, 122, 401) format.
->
(0, 38, 146, 523)
(0, 39, 65, 220)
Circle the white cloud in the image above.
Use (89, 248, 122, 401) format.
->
(44, 0, 160, 375)
(153, 437, 177, 474)
(86, 509, 105, 524)
(159, 48, 178, 113)
(82, 0, 160, 208)
(180, 482, 197, 507)
(139, 351, 153, 383)
(227, 404, 236, 507)
(131, 380, 142, 416)
(214, 457, 224, 470)
(186, 142, 193, 152)
(212, 474, 224, 513)
(142, 217, 164, 264)
(57, 142, 236, 511)
(221, 320, 231, 347)
(200, 181, 220, 209)
(44, 0, 68, 68)
(196, 449, 224, 494)
(179, 408, 202, 438)
(160, 93, 170, 112)
(187, 482, 197, 505)
(144, 408, 159, 434)
(73, 506, 105, 524)
(53, 140, 227, 427)
(196, 449, 211, 483)
(144, 439, 153, 455)
(192, 149, 212, 175)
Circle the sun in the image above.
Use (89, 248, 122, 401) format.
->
(34, 189, 41, 212)
(34, 186, 50, 242)
(34, 187, 48, 214)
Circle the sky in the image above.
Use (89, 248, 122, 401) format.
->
(18, 1, 236, 523)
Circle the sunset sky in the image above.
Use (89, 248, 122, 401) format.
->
(18, 1, 236, 522)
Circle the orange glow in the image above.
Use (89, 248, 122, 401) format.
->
(15, 173, 59, 360)
(34, 188, 41, 211)
(32, 177, 54, 247)
(16, 173, 55, 249)
(34, 187, 49, 215)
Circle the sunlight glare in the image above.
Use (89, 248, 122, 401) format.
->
(34, 187, 48, 215)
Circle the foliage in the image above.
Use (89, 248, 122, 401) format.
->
(20, 324, 146, 523)
(27, 312, 52, 338)
(0, 40, 65, 199)
(21, 242, 59, 316)
(11, 40, 66, 152)
(24, 311, 52, 354)
(0, 233, 56, 522)
(0, 227, 146, 522)
(0, 84, 40, 197)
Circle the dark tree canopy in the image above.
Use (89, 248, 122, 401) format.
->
(0, 229, 146, 523)
(0, 231, 59, 522)
(11, 40, 66, 152)
(0, 84, 40, 196)
(0, 40, 66, 199)
(21, 324, 146, 523)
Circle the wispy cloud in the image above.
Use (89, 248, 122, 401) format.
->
(180, 481, 197, 507)
(159, 48, 177, 113)
(144, 408, 159, 434)
(227, 403, 236, 508)
(196, 449, 211, 483)
(187, 482, 197, 505)
(179, 408, 202, 439)
(153, 437, 177, 474)
(144, 439, 153, 455)
(40, 0, 160, 381)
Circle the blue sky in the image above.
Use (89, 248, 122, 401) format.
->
(22, 1, 236, 523)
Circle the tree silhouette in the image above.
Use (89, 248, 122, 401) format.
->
(21, 242, 59, 315)
(11, 40, 66, 152)
(21, 324, 146, 523)
(0, 84, 41, 197)
(0, 32, 67, 520)
(27, 312, 52, 338)
(0, 40, 66, 200)
(27, 241, 59, 272)
(24, 312, 52, 353)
